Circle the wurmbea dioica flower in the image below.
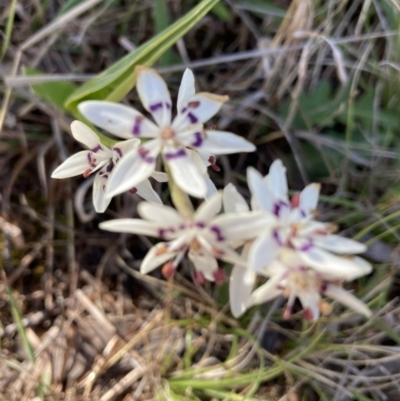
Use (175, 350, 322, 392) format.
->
(99, 191, 270, 283)
(78, 67, 255, 199)
(51, 121, 167, 213)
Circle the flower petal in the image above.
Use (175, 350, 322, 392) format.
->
(137, 202, 184, 227)
(194, 191, 222, 223)
(93, 172, 112, 213)
(325, 284, 372, 318)
(299, 183, 320, 216)
(164, 146, 207, 198)
(188, 250, 218, 281)
(177, 68, 195, 112)
(229, 244, 256, 317)
(172, 92, 229, 130)
(248, 229, 280, 274)
(245, 274, 283, 309)
(78, 101, 159, 139)
(106, 140, 161, 197)
(223, 183, 249, 213)
(141, 243, 177, 274)
(151, 171, 168, 182)
(52, 151, 92, 178)
(268, 159, 289, 202)
(312, 234, 367, 254)
(205, 176, 218, 199)
(99, 218, 159, 236)
(135, 180, 162, 205)
(199, 130, 256, 154)
(112, 138, 141, 158)
(136, 66, 172, 128)
(247, 167, 275, 213)
(70, 120, 104, 149)
(296, 246, 372, 280)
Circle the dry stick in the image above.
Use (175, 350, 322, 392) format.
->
(0, 0, 104, 130)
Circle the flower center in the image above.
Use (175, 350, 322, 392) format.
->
(161, 127, 175, 140)
(190, 237, 202, 253)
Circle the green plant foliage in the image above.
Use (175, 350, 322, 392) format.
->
(64, 0, 220, 114)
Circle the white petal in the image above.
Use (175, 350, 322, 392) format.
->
(198, 130, 255, 155)
(325, 284, 372, 317)
(194, 191, 222, 223)
(177, 68, 195, 112)
(52, 151, 92, 178)
(186, 147, 208, 175)
(172, 92, 229, 130)
(248, 230, 280, 273)
(245, 275, 283, 309)
(137, 202, 184, 227)
(93, 172, 112, 213)
(210, 212, 272, 243)
(216, 243, 248, 266)
(78, 101, 159, 139)
(188, 250, 218, 281)
(312, 234, 367, 254)
(164, 146, 207, 198)
(223, 183, 249, 213)
(70, 120, 103, 150)
(297, 246, 372, 281)
(268, 160, 289, 202)
(151, 171, 168, 182)
(297, 289, 321, 321)
(136, 67, 172, 128)
(135, 180, 162, 205)
(99, 218, 159, 236)
(112, 138, 141, 158)
(106, 140, 161, 197)
(229, 244, 256, 317)
(299, 183, 320, 216)
(247, 167, 275, 213)
(141, 243, 177, 274)
(205, 176, 218, 199)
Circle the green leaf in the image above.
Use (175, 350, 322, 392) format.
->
(24, 67, 78, 110)
(57, 0, 86, 16)
(64, 0, 220, 114)
(211, 2, 232, 22)
(153, 0, 174, 66)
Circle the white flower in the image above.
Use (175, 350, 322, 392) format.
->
(99, 192, 270, 282)
(239, 248, 372, 321)
(245, 160, 371, 280)
(51, 121, 167, 213)
(78, 67, 255, 199)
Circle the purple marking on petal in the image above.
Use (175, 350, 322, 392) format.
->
(320, 283, 328, 293)
(102, 174, 109, 179)
(106, 162, 114, 173)
(87, 153, 92, 164)
(113, 147, 123, 157)
(299, 240, 313, 252)
(272, 229, 283, 246)
(99, 171, 103, 176)
(138, 147, 155, 164)
(195, 222, 205, 228)
(166, 103, 172, 110)
(149, 102, 163, 112)
(181, 107, 188, 114)
(299, 209, 306, 218)
(273, 202, 281, 217)
(158, 228, 167, 239)
(179, 224, 186, 230)
(210, 225, 225, 242)
(191, 132, 203, 148)
(165, 149, 186, 160)
(132, 116, 143, 136)
(187, 112, 198, 124)
(91, 144, 102, 153)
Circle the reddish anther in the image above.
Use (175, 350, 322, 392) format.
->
(213, 268, 226, 285)
(208, 155, 221, 172)
(129, 188, 138, 194)
(303, 308, 314, 321)
(193, 271, 205, 285)
(291, 192, 300, 208)
(161, 262, 176, 279)
(83, 169, 92, 178)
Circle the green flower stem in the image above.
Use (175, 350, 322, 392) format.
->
(163, 157, 194, 219)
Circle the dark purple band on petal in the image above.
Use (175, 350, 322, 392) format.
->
(273, 200, 289, 217)
(138, 147, 155, 164)
(187, 112, 198, 124)
(87, 153, 93, 164)
(149, 102, 171, 112)
(272, 229, 283, 246)
(299, 240, 313, 252)
(195, 221, 205, 228)
(102, 174, 109, 179)
(210, 225, 225, 242)
(91, 144, 102, 153)
(299, 209, 306, 218)
(158, 228, 167, 239)
(191, 132, 203, 148)
(165, 149, 186, 160)
(113, 147, 123, 157)
(132, 117, 143, 136)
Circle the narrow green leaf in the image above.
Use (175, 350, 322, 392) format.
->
(210, 2, 232, 22)
(153, 0, 174, 66)
(64, 0, 220, 113)
(0, 0, 18, 61)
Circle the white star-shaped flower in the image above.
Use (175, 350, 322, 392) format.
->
(78, 67, 255, 199)
(99, 192, 270, 283)
(240, 248, 372, 321)
(51, 121, 167, 213)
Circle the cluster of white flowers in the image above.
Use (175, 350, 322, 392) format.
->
(53, 67, 372, 321)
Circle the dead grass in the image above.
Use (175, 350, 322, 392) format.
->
(1, 0, 400, 400)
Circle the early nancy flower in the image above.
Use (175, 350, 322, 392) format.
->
(78, 67, 255, 199)
(240, 248, 372, 321)
(246, 160, 371, 280)
(99, 192, 270, 283)
(51, 121, 166, 213)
